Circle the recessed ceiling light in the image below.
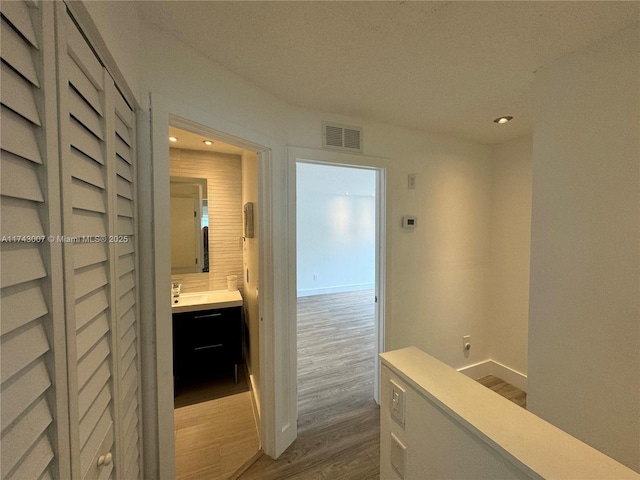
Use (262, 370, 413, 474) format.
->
(203, 140, 213, 146)
(494, 116, 513, 124)
(169, 136, 178, 142)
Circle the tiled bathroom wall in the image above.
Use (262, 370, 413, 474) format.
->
(169, 147, 244, 295)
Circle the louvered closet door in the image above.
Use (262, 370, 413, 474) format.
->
(0, 1, 71, 479)
(58, 9, 116, 480)
(57, 5, 143, 479)
(113, 86, 142, 480)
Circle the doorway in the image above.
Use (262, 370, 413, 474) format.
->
(291, 153, 387, 415)
(167, 123, 261, 478)
(295, 161, 381, 473)
(149, 95, 298, 478)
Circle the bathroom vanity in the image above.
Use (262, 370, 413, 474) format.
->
(172, 290, 243, 385)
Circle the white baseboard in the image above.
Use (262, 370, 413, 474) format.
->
(457, 360, 493, 380)
(458, 359, 528, 392)
(297, 282, 374, 297)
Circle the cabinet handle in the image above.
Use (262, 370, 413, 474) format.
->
(193, 313, 223, 319)
(195, 343, 223, 351)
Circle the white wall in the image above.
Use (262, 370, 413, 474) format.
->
(139, 21, 496, 369)
(139, 24, 290, 140)
(242, 151, 261, 418)
(286, 112, 495, 368)
(296, 163, 376, 296)
(74, 0, 141, 103)
(488, 136, 532, 377)
(528, 24, 640, 472)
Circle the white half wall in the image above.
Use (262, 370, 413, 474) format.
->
(381, 347, 640, 480)
(528, 24, 640, 472)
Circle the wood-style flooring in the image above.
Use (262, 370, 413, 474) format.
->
(238, 290, 380, 479)
(476, 375, 527, 408)
(236, 292, 527, 479)
(174, 365, 260, 479)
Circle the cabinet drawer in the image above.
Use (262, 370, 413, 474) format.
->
(172, 306, 242, 376)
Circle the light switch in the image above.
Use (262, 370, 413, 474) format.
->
(408, 173, 416, 189)
(391, 433, 407, 478)
(390, 379, 406, 426)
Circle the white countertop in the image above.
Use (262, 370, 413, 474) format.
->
(171, 289, 243, 313)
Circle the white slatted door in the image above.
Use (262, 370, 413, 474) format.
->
(58, 8, 117, 480)
(0, 1, 70, 479)
(1, 3, 141, 478)
(113, 91, 142, 480)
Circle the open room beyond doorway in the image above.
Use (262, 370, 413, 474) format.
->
(233, 159, 386, 478)
(295, 159, 384, 405)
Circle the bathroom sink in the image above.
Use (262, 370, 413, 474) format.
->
(171, 289, 243, 313)
(174, 293, 208, 305)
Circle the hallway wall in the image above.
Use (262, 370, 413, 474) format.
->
(138, 21, 496, 369)
(488, 136, 532, 377)
(528, 24, 640, 471)
(242, 151, 261, 417)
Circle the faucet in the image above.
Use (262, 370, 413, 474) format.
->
(171, 282, 182, 298)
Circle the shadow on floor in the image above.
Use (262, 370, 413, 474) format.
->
(174, 362, 249, 409)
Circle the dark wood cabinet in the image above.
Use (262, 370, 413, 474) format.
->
(172, 305, 242, 383)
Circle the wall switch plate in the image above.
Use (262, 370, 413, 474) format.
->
(390, 379, 406, 427)
(391, 433, 407, 478)
(463, 335, 471, 351)
(408, 173, 416, 189)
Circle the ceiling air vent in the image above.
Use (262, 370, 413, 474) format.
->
(322, 122, 363, 153)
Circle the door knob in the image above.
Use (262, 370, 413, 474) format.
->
(97, 452, 112, 467)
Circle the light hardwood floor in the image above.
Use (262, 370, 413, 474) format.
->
(236, 293, 526, 479)
(239, 290, 380, 479)
(477, 375, 527, 408)
(174, 367, 260, 479)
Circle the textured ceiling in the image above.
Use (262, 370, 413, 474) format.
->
(138, 1, 639, 145)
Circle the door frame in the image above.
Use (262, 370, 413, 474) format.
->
(145, 94, 295, 479)
(287, 147, 388, 409)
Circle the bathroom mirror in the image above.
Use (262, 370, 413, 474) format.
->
(170, 176, 209, 274)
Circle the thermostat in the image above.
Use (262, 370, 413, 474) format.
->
(402, 216, 417, 229)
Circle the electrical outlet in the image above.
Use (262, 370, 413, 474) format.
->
(313, 274, 318, 281)
(463, 335, 471, 351)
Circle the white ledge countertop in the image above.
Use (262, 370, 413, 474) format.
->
(171, 289, 243, 313)
(379, 346, 640, 480)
